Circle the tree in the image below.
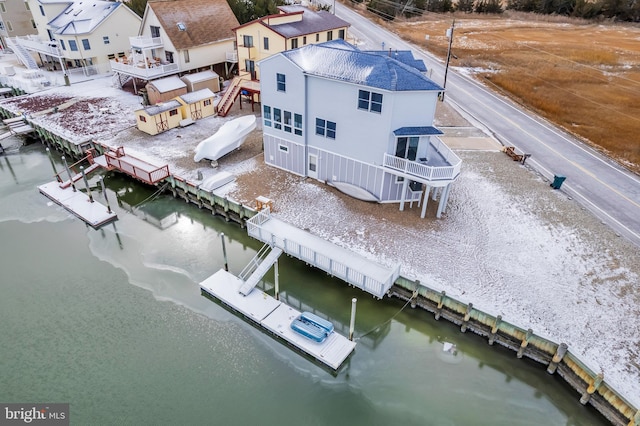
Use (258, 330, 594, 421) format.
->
(125, 0, 147, 17)
(456, 0, 475, 12)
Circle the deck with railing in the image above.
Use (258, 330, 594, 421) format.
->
(129, 35, 163, 49)
(110, 60, 179, 80)
(247, 209, 400, 299)
(383, 138, 461, 183)
(103, 146, 169, 185)
(12, 35, 63, 57)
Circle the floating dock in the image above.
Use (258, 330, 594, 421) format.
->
(38, 181, 117, 228)
(200, 269, 356, 371)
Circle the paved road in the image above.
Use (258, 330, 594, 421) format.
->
(336, 5, 640, 247)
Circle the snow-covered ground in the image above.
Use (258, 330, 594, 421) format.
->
(1, 58, 638, 408)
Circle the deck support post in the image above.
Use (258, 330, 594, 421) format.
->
(274, 258, 279, 300)
(100, 177, 112, 213)
(420, 186, 430, 218)
(436, 184, 451, 218)
(399, 179, 409, 211)
(547, 342, 568, 374)
(349, 298, 357, 341)
(61, 156, 76, 192)
(221, 232, 228, 271)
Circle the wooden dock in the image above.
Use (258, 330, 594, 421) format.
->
(200, 269, 356, 371)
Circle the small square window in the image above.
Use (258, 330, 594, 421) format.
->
(103, 36, 110, 45)
(139, 115, 147, 122)
(169, 109, 178, 116)
(279, 144, 288, 153)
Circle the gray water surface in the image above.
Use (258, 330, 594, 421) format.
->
(0, 141, 606, 425)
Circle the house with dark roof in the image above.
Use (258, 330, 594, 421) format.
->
(233, 5, 349, 81)
(11, 0, 140, 75)
(259, 40, 461, 218)
(111, 0, 239, 93)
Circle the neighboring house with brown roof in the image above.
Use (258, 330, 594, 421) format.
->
(233, 5, 350, 80)
(111, 0, 239, 92)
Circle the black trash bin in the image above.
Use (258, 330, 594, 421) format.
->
(551, 175, 566, 189)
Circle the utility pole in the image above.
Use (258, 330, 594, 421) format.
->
(441, 19, 455, 102)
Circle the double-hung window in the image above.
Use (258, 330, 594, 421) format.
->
(358, 90, 383, 113)
(82, 39, 90, 50)
(294, 114, 302, 136)
(243, 35, 253, 47)
(263, 105, 272, 127)
(274, 108, 282, 130)
(315, 118, 336, 139)
(284, 111, 292, 133)
(69, 40, 78, 51)
(276, 73, 286, 92)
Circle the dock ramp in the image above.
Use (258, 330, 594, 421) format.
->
(247, 210, 400, 299)
(238, 245, 283, 296)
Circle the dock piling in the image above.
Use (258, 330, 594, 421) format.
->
(100, 177, 112, 213)
(46, 148, 58, 180)
(547, 343, 568, 374)
(61, 156, 76, 192)
(274, 257, 279, 300)
(221, 232, 228, 271)
(580, 373, 604, 405)
(488, 315, 502, 345)
(80, 166, 93, 203)
(349, 298, 357, 341)
(517, 328, 533, 358)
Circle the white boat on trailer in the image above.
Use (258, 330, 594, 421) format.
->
(193, 115, 256, 162)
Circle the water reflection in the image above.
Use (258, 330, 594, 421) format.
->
(0, 141, 608, 425)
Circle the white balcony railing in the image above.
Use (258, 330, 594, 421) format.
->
(13, 35, 62, 57)
(226, 51, 238, 63)
(383, 139, 461, 182)
(110, 60, 179, 79)
(129, 35, 163, 49)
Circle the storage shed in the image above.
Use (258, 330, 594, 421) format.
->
(135, 100, 183, 135)
(176, 88, 217, 122)
(180, 70, 221, 93)
(145, 76, 187, 105)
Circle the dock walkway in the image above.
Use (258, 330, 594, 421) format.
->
(200, 269, 356, 371)
(247, 209, 400, 299)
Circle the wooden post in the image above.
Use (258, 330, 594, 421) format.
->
(580, 373, 604, 405)
(435, 290, 446, 320)
(547, 343, 568, 374)
(517, 328, 533, 358)
(488, 315, 502, 345)
(349, 298, 357, 341)
(411, 280, 419, 308)
(220, 232, 228, 271)
(460, 302, 473, 332)
(274, 257, 279, 301)
(629, 409, 640, 426)
(100, 176, 112, 213)
(80, 166, 94, 203)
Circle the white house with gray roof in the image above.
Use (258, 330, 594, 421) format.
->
(10, 0, 140, 75)
(259, 40, 461, 218)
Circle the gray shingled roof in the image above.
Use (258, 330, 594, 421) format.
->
(180, 88, 215, 104)
(48, 1, 121, 35)
(280, 41, 443, 92)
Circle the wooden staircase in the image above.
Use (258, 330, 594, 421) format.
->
(217, 77, 243, 117)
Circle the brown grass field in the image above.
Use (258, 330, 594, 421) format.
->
(374, 12, 640, 174)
